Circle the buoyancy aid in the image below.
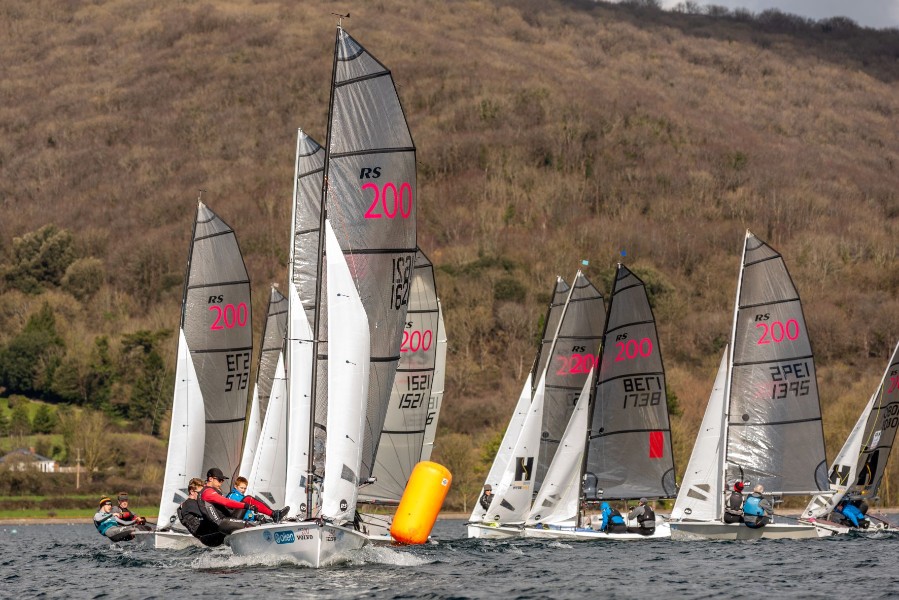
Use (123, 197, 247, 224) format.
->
(637, 505, 657, 529)
(743, 494, 764, 517)
(178, 497, 227, 547)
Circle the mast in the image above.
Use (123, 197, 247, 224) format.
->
(719, 231, 747, 519)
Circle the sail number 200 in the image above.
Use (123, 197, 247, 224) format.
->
(363, 182, 413, 219)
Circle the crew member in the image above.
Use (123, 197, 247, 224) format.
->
(200, 468, 289, 523)
(627, 498, 656, 535)
(742, 484, 773, 529)
(599, 501, 628, 534)
(94, 496, 141, 542)
(723, 481, 744, 524)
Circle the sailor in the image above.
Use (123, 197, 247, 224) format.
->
(177, 478, 227, 547)
(723, 481, 745, 524)
(742, 484, 773, 528)
(478, 484, 494, 512)
(834, 498, 869, 529)
(627, 498, 656, 535)
(112, 492, 152, 530)
(200, 468, 289, 524)
(93, 496, 140, 542)
(226, 476, 257, 522)
(599, 501, 628, 534)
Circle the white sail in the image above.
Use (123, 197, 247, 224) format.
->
(321, 221, 370, 522)
(805, 340, 899, 518)
(526, 374, 592, 526)
(484, 372, 546, 524)
(240, 388, 262, 479)
(469, 373, 533, 522)
(157, 329, 205, 528)
(671, 348, 728, 521)
(246, 353, 288, 507)
(420, 300, 446, 463)
(284, 283, 315, 517)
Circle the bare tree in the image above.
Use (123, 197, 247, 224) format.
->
(59, 409, 114, 482)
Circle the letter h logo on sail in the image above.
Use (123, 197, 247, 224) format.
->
(514, 456, 534, 482)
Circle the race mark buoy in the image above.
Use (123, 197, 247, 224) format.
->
(390, 461, 452, 544)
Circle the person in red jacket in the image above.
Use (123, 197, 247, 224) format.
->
(200, 468, 290, 523)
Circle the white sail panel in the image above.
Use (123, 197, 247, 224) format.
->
(469, 373, 533, 522)
(321, 221, 370, 522)
(671, 349, 728, 522)
(421, 301, 447, 462)
(240, 286, 288, 477)
(526, 374, 591, 526)
(284, 284, 315, 518)
(157, 329, 205, 528)
(247, 353, 288, 507)
(484, 373, 546, 524)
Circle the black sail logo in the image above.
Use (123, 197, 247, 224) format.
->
(514, 456, 534, 482)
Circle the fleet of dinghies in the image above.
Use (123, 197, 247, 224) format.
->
(142, 22, 897, 562)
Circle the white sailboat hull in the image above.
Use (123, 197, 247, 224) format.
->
(524, 521, 671, 540)
(466, 522, 523, 539)
(669, 521, 833, 540)
(152, 530, 204, 550)
(229, 521, 367, 567)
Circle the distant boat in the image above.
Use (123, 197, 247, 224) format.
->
(153, 200, 253, 550)
(468, 271, 605, 539)
(524, 264, 676, 540)
(229, 22, 417, 567)
(358, 249, 443, 540)
(670, 230, 835, 540)
(803, 340, 899, 530)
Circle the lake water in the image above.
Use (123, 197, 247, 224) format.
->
(2, 518, 899, 599)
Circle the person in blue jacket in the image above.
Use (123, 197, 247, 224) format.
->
(93, 496, 141, 542)
(226, 476, 257, 521)
(599, 501, 628, 534)
(742, 484, 773, 528)
(834, 498, 869, 529)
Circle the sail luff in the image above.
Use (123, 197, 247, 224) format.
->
(420, 299, 447, 462)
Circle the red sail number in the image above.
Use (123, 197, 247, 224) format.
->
(614, 338, 653, 362)
(209, 303, 249, 330)
(363, 182, 413, 219)
(401, 329, 433, 353)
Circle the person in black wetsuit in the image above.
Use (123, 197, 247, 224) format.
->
(479, 484, 493, 512)
(723, 481, 745, 524)
(627, 498, 657, 535)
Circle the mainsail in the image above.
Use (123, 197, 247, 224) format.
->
(158, 201, 252, 527)
(361, 249, 440, 503)
(724, 231, 828, 495)
(585, 264, 676, 500)
(805, 340, 899, 518)
(536, 272, 605, 489)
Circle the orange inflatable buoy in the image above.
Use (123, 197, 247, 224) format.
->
(390, 461, 452, 544)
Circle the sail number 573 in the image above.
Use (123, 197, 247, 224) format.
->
(363, 182, 413, 219)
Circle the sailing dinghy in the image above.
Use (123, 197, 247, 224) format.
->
(670, 231, 834, 540)
(152, 200, 253, 550)
(802, 340, 899, 531)
(468, 271, 605, 538)
(524, 264, 675, 540)
(229, 23, 417, 566)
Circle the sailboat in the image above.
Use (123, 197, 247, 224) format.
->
(229, 23, 417, 567)
(670, 230, 834, 540)
(802, 340, 899, 529)
(243, 286, 289, 507)
(525, 264, 676, 540)
(358, 249, 442, 539)
(468, 271, 605, 538)
(153, 200, 253, 550)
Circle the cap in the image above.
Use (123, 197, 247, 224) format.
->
(484, 484, 492, 492)
(734, 481, 744, 491)
(117, 492, 128, 502)
(99, 496, 112, 507)
(639, 497, 648, 504)
(207, 467, 228, 481)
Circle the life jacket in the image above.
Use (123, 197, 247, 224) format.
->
(742, 494, 764, 517)
(637, 505, 656, 529)
(93, 510, 118, 536)
(178, 497, 227, 547)
(838, 503, 865, 527)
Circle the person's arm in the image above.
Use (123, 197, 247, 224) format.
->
(201, 488, 249, 510)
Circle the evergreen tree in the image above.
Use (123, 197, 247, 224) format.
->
(0, 303, 66, 398)
(31, 404, 58, 434)
(0, 409, 10, 437)
(122, 330, 171, 435)
(10, 403, 32, 437)
(4, 224, 75, 294)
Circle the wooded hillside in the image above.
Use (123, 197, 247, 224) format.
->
(1, 0, 898, 510)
